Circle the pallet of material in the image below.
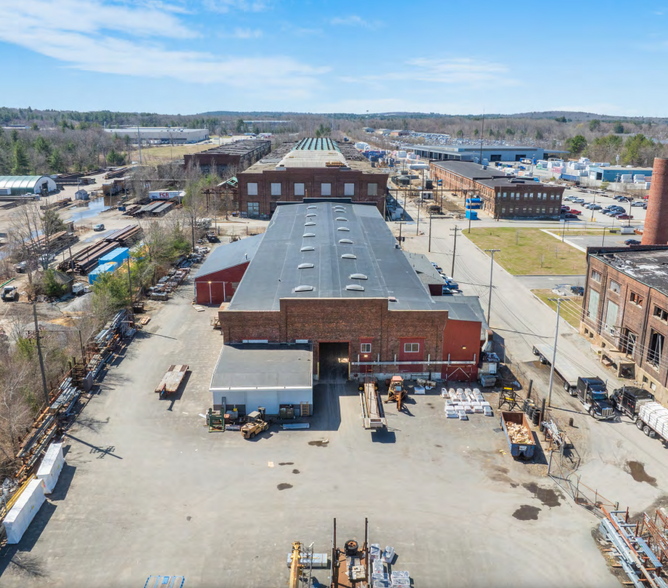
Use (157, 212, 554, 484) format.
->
(155, 365, 189, 395)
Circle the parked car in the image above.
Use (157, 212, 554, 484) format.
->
(631, 201, 645, 207)
(562, 213, 579, 220)
(93, 223, 105, 231)
(569, 209, 582, 215)
(570, 286, 584, 296)
(624, 239, 641, 246)
(1, 286, 18, 302)
(616, 214, 633, 220)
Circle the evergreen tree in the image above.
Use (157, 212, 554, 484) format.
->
(11, 141, 30, 174)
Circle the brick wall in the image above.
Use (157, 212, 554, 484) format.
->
(236, 168, 387, 217)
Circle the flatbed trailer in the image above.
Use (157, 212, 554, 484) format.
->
(360, 381, 386, 430)
(155, 365, 189, 397)
(532, 343, 580, 392)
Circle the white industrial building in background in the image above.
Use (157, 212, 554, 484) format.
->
(104, 127, 209, 144)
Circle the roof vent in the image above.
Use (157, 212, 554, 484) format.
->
(388, 296, 397, 302)
(303, 233, 316, 238)
(298, 263, 314, 269)
(337, 227, 350, 232)
(349, 273, 368, 280)
(336, 217, 348, 222)
(339, 239, 353, 245)
(301, 246, 315, 252)
(341, 253, 357, 259)
(307, 205, 317, 209)
(345, 284, 365, 291)
(294, 285, 314, 292)
(306, 213, 317, 217)
(305, 222, 316, 226)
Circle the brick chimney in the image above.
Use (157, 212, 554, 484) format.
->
(641, 158, 668, 245)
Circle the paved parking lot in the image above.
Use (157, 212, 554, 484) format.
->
(0, 277, 618, 588)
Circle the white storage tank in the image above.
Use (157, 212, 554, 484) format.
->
(36, 443, 65, 494)
(3, 478, 46, 544)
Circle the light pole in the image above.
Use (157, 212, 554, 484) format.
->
(428, 214, 433, 252)
(450, 225, 461, 278)
(484, 249, 501, 325)
(547, 298, 562, 408)
(208, 281, 212, 304)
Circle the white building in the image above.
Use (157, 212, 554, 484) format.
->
(104, 127, 209, 144)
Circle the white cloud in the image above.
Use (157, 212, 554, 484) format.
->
(203, 0, 271, 12)
(330, 15, 381, 29)
(341, 57, 519, 88)
(0, 0, 325, 92)
(223, 27, 264, 39)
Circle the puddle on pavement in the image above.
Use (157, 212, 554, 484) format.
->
(513, 505, 541, 521)
(308, 439, 329, 447)
(292, 469, 300, 474)
(277, 483, 293, 491)
(627, 461, 657, 487)
(186, 516, 192, 521)
(522, 483, 562, 507)
(434, 444, 443, 448)
(278, 462, 294, 466)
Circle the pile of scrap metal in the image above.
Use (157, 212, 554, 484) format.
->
(599, 507, 668, 588)
(148, 267, 191, 300)
(86, 309, 134, 379)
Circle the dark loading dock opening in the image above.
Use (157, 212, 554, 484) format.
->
(318, 342, 350, 382)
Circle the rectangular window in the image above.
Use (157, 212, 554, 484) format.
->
(524, 193, 528, 200)
(653, 305, 668, 321)
(591, 270, 602, 282)
(344, 183, 355, 196)
(404, 342, 420, 353)
(542, 207, 546, 214)
(503, 192, 507, 199)
(544, 194, 548, 200)
(509, 207, 514, 213)
(247, 202, 259, 215)
(630, 291, 644, 307)
(271, 183, 282, 196)
(647, 330, 664, 368)
(247, 182, 258, 196)
(510, 192, 515, 200)
(522, 207, 527, 213)
(361, 343, 372, 353)
(321, 182, 332, 196)
(609, 280, 620, 294)
(550, 194, 555, 200)
(588, 289, 600, 319)
(605, 301, 619, 333)
(501, 207, 506, 213)
(548, 207, 553, 213)
(294, 183, 305, 196)
(368, 183, 378, 196)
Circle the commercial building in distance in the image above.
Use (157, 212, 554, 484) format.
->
(412, 144, 567, 163)
(235, 138, 388, 218)
(184, 139, 271, 174)
(430, 161, 565, 220)
(104, 127, 208, 144)
(210, 200, 488, 416)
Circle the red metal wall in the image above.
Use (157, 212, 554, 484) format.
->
(194, 262, 249, 305)
(398, 337, 425, 373)
(441, 320, 482, 381)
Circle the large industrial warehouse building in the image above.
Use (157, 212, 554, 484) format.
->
(184, 139, 271, 174)
(581, 158, 668, 405)
(0, 175, 58, 195)
(104, 127, 208, 144)
(430, 161, 565, 220)
(411, 144, 567, 163)
(235, 138, 388, 218)
(210, 200, 487, 415)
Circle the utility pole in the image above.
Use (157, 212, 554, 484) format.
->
(126, 256, 133, 305)
(137, 127, 142, 165)
(416, 199, 420, 235)
(428, 214, 433, 252)
(485, 249, 501, 325)
(398, 221, 403, 249)
(450, 225, 461, 278)
(547, 298, 562, 408)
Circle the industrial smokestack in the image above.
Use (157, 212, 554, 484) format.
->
(641, 157, 668, 246)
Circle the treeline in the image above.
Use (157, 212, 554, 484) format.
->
(563, 132, 664, 166)
(0, 126, 129, 175)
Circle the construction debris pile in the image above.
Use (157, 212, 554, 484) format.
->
(370, 543, 410, 588)
(599, 507, 668, 588)
(58, 225, 142, 274)
(443, 387, 493, 420)
(506, 422, 533, 445)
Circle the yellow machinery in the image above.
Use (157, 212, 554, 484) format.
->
(386, 376, 406, 411)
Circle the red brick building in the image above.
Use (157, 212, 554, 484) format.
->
(430, 161, 564, 220)
(218, 201, 488, 381)
(236, 138, 388, 218)
(581, 246, 668, 405)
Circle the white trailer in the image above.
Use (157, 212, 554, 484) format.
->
(635, 402, 668, 443)
(532, 343, 580, 392)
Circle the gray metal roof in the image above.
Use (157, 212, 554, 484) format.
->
(403, 251, 443, 285)
(195, 234, 263, 280)
(592, 248, 668, 294)
(210, 343, 312, 391)
(228, 202, 441, 311)
(432, 161, 507, 181)
(432, 295, 488, 327)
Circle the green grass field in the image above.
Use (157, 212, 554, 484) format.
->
(531, 290, 583, 328)
(466, 228, 587, 275)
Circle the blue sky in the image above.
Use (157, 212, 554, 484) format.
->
(1, 0, 667, 116)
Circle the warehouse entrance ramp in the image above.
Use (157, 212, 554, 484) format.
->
(318, 342, 349, 382)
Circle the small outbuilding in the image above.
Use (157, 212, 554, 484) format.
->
(194, 234, 263, 304)
(209, 343, 313, 416)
